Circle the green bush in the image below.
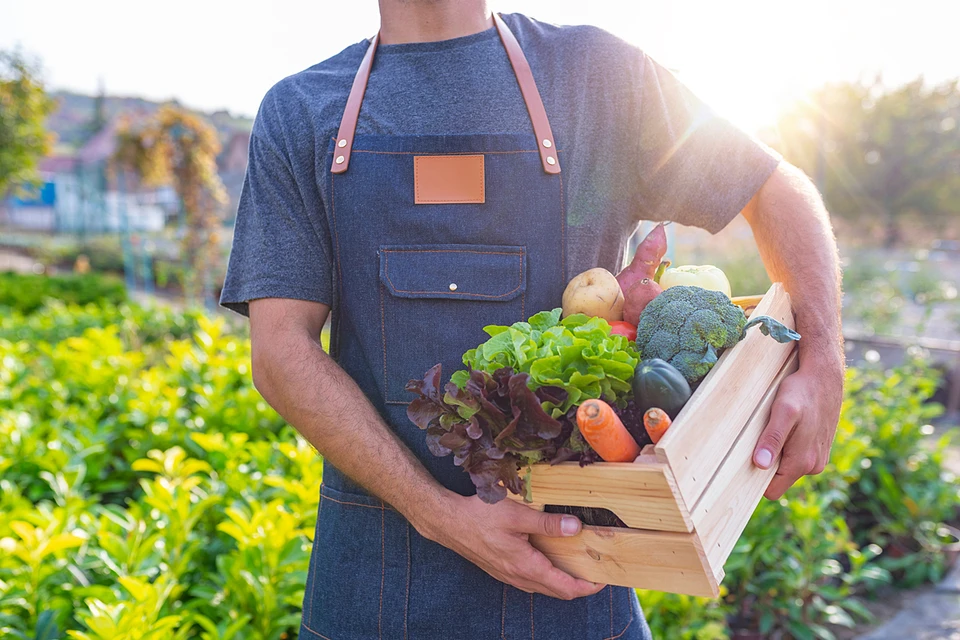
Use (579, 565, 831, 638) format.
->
(31, 236, 127, 274)
(0, 302, 319, 639)
(0, 272, 127, 314)
(0, 298, 956, 639)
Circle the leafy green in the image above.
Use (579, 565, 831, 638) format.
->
(407, 364, 571, 504)
(743, 315, 802, 343)
(454, 308, 640, 416)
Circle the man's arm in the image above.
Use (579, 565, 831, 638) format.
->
(740, 162, 845, 499)
(248, 298, 604, 600)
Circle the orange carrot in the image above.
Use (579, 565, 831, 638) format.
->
(576, 399, 641, 462)
(643, 408, 673, 444)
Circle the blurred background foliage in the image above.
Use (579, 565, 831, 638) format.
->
(1, 14, 960, 639)
(0, 276, 955, 639)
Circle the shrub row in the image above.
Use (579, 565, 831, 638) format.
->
(0, 272, 127, 315)
(0, 285, 956, 639)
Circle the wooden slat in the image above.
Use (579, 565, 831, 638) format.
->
(508, 461, 692, 532)
(655, 283, 796, 508)
(694, 349, 800, 569)
(530, 526, 719, 597)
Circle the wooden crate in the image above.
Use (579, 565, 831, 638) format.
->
(508, 283, 799, 597)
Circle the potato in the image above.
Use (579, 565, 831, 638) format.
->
(561, 268, 625, 321)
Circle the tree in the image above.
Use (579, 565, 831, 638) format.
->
(113, 105, 227, 303)
(770, 77, 960, 246)
(0, 50, 55, 196)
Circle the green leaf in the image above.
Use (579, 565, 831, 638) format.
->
(450, 370, 470, 389)
(34, 610, 59, 640)
(528, 308, 562, 331)
(744, 315, 802, 343)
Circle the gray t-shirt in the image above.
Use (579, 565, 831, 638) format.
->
(221, 13, 780, 316)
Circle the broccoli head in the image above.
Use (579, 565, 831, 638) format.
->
(636, 286, 748, 385)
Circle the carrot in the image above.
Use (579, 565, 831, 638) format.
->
(576, 399, 641, 462)
(643, 408, 673, 444)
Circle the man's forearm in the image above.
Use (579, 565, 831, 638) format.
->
(251, 317, 453, 536)
(744, 162, 844, 370)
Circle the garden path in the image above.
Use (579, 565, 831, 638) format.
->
(858, 562, 960, 639)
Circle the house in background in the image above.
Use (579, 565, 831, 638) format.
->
(3, 91, 252, 235)
(2, 120, 175, 233)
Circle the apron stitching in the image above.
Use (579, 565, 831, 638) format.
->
(305, 497, 323, 624)
(529, 592, 534, 640)
(382, 249, 522, 256)
(320, 491, 394, 511)
(609, 585, 614, 636)
(301, 622, 332, 639)
(404, 522, 411, 640)
(500, 584, 507, 640)
(379, 503, 385, 640)
(519, 250, 525, 320)
(384, 270, 524, 298)
(603, 609, 634, 640)
(380, 279, 388, 399)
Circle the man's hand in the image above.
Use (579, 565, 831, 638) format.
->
(419, 494, 606, 600)
(752, 359, 844, 499)
(740, 162, 845, 499)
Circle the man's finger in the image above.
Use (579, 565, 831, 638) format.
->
(525, 550, 604, 600)
(765, 443, 823, 499)
(754, 394, 801, 470)
(764, 470, 796, 500)
(515, 509, 582, 537)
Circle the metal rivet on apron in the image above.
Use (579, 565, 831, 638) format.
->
(338, 139, 347, 148)
(336, 155, 345, 164)
(542, 139, 552, 148)
(546, 156, 556, 165)
(448, 283, 458, 291)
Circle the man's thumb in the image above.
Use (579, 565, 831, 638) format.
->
(523, 511, 582, 537)
(754, 397, 800, 469)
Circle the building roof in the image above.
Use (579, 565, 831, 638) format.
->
(39, 155, 78, 174)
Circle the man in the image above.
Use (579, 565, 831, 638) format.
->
(221, 1, 844, 638)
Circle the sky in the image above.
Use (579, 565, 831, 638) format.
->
(2, 0, 958, 133)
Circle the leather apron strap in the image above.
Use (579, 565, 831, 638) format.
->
(331, 13, 561, 175)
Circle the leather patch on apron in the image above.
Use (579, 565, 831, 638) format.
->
(414, 155, 485, 204)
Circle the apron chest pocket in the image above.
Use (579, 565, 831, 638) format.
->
(379, 244, 527, 404)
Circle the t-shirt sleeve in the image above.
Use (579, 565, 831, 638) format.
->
(631, 53, 781, 233)
(220, 112, 333, 317)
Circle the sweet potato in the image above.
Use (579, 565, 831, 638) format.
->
(617, 223, 667, 293)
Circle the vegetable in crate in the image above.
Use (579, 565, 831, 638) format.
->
(409, 309, 643, 503)
(561, 267, 624, 321)
(454, 308, 640, 417)
(636, 285, 801, 386)
(576, 398, 641, 462)
(608, 320, 637, 342)
(643, 407, 672, 443)
(632, 358, 692, 418)
(406, 364, 570, 503)
(617, 222, 670, 325)
(660, 264, 732, 298)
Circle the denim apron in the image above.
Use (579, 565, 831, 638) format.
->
(300, 14, 650, 640)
